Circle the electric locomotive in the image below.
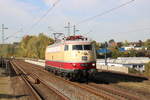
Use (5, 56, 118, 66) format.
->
(45, 35, 97, 80)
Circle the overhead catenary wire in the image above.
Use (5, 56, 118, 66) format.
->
(26, 0, 61, 34)
(76, 0, 135, 26)
(4, 29, 23, 40)
(108, 27, 150, 35)
(26, 0, 135, 37)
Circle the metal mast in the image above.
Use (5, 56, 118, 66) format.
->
(1, 24, 8, 44)
(104, 42, 107, 65)
(64, 22, 71, 36)
(73, 25, 79, 36)
(73, 25, 76, 36)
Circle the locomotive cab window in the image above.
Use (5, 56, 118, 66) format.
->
(73, 45, 83, 50)
(72, 45, 92, 50)
(84, 45, 92, 50)
(64, 45, 69, 51)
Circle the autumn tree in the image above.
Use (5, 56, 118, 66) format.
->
(144, 62, 150, 77)
(144, 39, 150, 50)
(17, 33, 54, 59)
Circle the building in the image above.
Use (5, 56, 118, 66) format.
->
(122, 45, 147, 51)
(97, 57, 150, 72)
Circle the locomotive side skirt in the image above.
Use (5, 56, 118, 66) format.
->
(45, 60, 97, 80)
(45, 60, 96, 70)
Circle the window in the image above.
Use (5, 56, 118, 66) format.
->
(72, 45, 92, 50)
(64, 45, 68, 51)
(73, 45, 83, 50)
(84, 45, 92, 50)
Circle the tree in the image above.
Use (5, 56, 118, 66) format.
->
(117, 42, 123, 48)
(26, 36, 38, 58)
(123, 40, 129, 46)
(137, 40, 143, 47)
(19, 35, 34, 57)
(108, 39, 117, 47)
(17, 33, 54, 59)
(100, 42, 108, 48)
(144, 39, 150, 50)
(144, 62, 150, 77)
(128, 49, 137, 57)
(109, 47, 121, 58)
(36, 33, 54, 59)
(92, 41, 100, 50)
(109, 39, 115, 44)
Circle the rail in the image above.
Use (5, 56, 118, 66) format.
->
(10, 61, 43, 100)
(16, 60, 143, 100)
(11, 61, 70, 100)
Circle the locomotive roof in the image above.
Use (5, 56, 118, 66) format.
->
(47, 35, 92, 48)
(47, 40, 92, 48)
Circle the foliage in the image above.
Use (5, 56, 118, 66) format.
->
(144, 62, 150, 77)
(19, 33, 54, 59)
(144, 39, 150, 50)
(0, 33, 54, 59)
(0, 44, 16, 57)
(128, 68, 141, 74)
(123, 40, 129, 46)
(92, 41, 100, 50)
(108, 39, 115, 44)
(128, 49, 137, 57)
(109, 47, 121, 58)
(92, 41, 101, 58)
(97, 38, 150, 58)
(0, 36, 149, 59)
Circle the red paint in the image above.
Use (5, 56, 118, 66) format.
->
(45, 60, 96, 70)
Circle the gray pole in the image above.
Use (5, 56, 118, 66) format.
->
(105, 42, 107, 65)
(68, 22, 70, 36)
(1, 24, 8, 44)
(64, 22, 70, 36)
(73, 25, 75, 36)
(2, 24, 4, 44)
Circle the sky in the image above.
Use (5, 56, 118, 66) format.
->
(0, 0, 150, 43)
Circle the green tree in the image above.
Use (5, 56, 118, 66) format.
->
(123, 40, 129, 46)
(92, 41, 101, 58)
(26, 36, 38, 58)
(144, 62, 150, 77)
(19, 35, 34, 57)
(128, 49, 137, 57)
(36, 33, 54, 59)
(16, 34, 54, 59)
(144, 39, 150, 50)
(109, 39, 115, 44)
(109, 47, 121, 58)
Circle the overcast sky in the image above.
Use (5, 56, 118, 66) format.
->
(0, 0, 150, 43)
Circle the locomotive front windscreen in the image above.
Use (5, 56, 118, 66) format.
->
(72, 45, 92, 50)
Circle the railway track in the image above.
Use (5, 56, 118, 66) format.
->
(87, 83, 141, 100)
(12, 60, 144, 100)
(10, 60, 70, 100)
(11, 61, 43, 100)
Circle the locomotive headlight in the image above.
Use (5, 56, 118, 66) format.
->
(72, 63, 76, 67)
(92, 63, 96, 66)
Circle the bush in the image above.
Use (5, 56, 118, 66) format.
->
(128, 68, 141, 74)
(144, 62, 150, 77)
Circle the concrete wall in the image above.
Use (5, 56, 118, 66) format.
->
(25, 59, 45, 67)
(25, 59, 129, 73)
(97, 57, 150, 64)
(96, 64, 128, 73)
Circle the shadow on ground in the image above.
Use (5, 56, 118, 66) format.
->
(0, 94, 28, 99)
(90, 71, 148, 84)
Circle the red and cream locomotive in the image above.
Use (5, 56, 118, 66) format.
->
(45, 35, 97, 80)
